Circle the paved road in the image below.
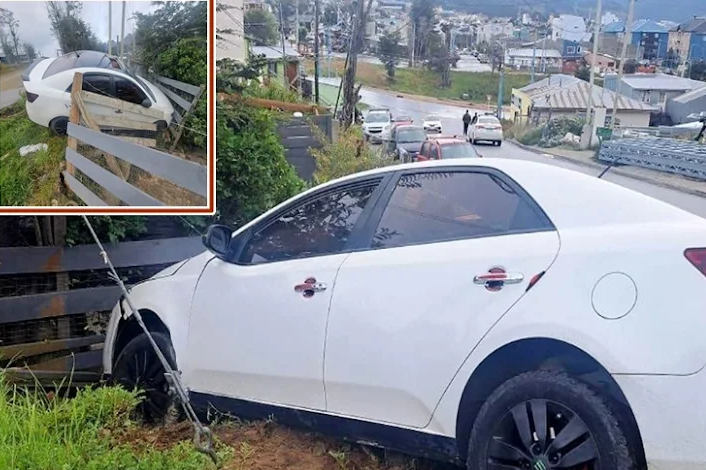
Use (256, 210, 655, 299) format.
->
(323, 77, 706, 219)
(0, 88, 21, 109)
(329, 53, 492, 73)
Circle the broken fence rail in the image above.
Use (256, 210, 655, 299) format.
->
(599, 138, 706, 181)
(0, 236, 204, 384)
(154, 75, 205, 151)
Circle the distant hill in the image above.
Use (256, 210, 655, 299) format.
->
(441, 0, 703, 24)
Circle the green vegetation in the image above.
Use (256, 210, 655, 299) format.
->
(0, 378, 216, 469)
(0, 100, 68, 206)
(517, 117, 585, 148)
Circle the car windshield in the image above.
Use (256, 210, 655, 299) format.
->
(442, 143, 478, 159)
(425, 115, 440, 122)
(366, 113, 390, 123)
(397, 129, 427, 143)
(396, 116, 413, 122)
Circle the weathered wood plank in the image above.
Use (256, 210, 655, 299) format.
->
(0, 286, 122, 323)
(62, 171, 108, 206)
(0, 236, 203, 275)
(67, 124, 207, 197)
(154, 82, 192, 112)
(93, 114, 157, 131)
(81, 90, 164, 120)
(74, 93, 126, 181)
(66, 72, 83, 175)
(117, 136, 157, 147)
(31, 349, 103, 372)
(280, 136, 319, 149)
(0, 335, 105, 360)
(66, 148, 165, 206)
(157, 75, 201, 96)
(170, 84, 204, 152)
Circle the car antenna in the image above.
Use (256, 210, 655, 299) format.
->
(80, 215, 220, 468)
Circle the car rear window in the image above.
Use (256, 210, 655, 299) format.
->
(43, 51, 124, 79)
(441, 143, 479, 159)
(43, 54, 78, 79)
(478, 116, 499, 124)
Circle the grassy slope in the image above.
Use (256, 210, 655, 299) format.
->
(0, 100, 69, 206)
(305, 60, 532, 105)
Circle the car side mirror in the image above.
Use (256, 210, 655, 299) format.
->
(141, 98, 152, 108)
(203, 224, 233, 257)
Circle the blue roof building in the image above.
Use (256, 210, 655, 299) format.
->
(602, 19, 670, 60)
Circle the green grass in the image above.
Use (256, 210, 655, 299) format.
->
(0, 376, 218, 469)
(0, 99, 68, 206)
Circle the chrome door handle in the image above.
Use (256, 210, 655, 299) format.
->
(474, 269, 524, 292)
(294, 277, 327, 298)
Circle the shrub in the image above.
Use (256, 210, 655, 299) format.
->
(65, 216, 148, 246)
(311, 125, 395, 184)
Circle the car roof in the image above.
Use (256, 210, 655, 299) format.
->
(43, 50, 123, 79)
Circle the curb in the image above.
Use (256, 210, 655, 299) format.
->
(512, 141, 706, 199)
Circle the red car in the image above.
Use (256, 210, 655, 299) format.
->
(416, 136, 481, 161)
(392, 115, 414, 127)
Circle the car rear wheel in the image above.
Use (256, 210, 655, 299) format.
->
(49, 116, 69, 136)
(112, 332, 177, 424)
(466, 370, 634, 470)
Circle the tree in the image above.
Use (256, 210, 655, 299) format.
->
(45, 1, 99, 53)
(575, 65, 590, 82)
(244, 8, 279, 46)
(0, 8, 21, 59)
(341, 0, 375, 129)
(23, 42, 37, 61)
(488, 42, 504, 73)
(323, 4, 337, 26)
(376, 30, 401, 80)
(425, 30, 451, 87)
(410, 0, 435, 64)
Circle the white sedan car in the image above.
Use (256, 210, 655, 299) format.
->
(22, 50, 174, 135)
(423, 114, 443, 133)
(104, 158, 706, 470)
(470, 114, 504, 146)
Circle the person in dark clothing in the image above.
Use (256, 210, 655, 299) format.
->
(472, 112, 478, 124)
(462, 110, 472, 135)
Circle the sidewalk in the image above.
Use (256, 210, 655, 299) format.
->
(514, 141, 706, 198)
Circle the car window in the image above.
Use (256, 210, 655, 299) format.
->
(420, 143, 429, 156)
(115, 76, 147, 104)
(397, 128, 427, 143)
(430, 144, 439, 159)
(366, 113, 390, 123)
(43, 54, 78, 79)
(440, 143, 478, 159)
(371, 171, 549, 249)
(479, 116, 499, 125)
(239, 183, 379, 265)
(82, 74, 112, 96)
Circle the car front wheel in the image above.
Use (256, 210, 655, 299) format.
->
(112, 332, 177, 423)
(467, 370, 634, 470)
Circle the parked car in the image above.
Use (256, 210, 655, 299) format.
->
(362, 109, 393, 143)
(385, 125, 427, 162)
(470, 114, 504, 146)
(392, 115, 414, 127)
(423, 114, 443, 134)
(22, 50, 174, 135)
(103, 157, 706, 470)
(416, 136, 481, 160)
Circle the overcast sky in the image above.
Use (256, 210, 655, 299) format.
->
(1, 0, 159, 57)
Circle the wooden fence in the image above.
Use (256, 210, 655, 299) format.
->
(278, 115, 333, 181)
(62, 73, 208, 207)
(153, 75, 205, 151)
(0, 236, 204, 385)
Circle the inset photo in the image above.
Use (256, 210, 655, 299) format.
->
(0, 0, 213, 212)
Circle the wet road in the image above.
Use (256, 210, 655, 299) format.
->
(322, 77, 706, 219)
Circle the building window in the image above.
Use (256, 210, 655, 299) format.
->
(567, 46, 576, 53)
(659, 92, 666, 103)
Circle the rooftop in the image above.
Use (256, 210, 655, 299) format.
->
(532, 80, 659, 112)
(670, 85, 706, 104)
(251, 45, 301, 60)
(519, 74, 581, 93)
(674, 17, 706, 33)
(603, 19, 670, 34)
(506, 48, 563, 59)
(614, 73, 706, 91)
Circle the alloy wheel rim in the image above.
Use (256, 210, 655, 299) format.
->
(117, 349, 170, 420)
(487, 399, 600, 470)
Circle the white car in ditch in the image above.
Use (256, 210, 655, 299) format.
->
(104, 158, 706, 470)
(22, 50, 174, 135)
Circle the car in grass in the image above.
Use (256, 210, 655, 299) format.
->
(469, 114, 504, 146)
(385, 124, 427, 162)
(362, 108, 393, 143)
(22, 50, 174, 135)
(423, 114, 442, 134)
(104, 157, 706, 470)
(416, 136, 481, 161)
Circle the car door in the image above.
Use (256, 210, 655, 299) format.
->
(324, 167, 560, 428)
(113, 75, 155, 123)
(417, 142, 430, 161)
(184, 177, 386, 411)
(79, 73, 115, 120)
(430, 142, 440, 160)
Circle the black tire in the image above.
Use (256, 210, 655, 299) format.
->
(467, 370, 634, 470)
(497, 140, 502, 147)
(49, 116, 69, 136)
(112, 332, 177, 424)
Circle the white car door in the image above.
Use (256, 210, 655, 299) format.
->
(80, 73, 116, 120)
(324, 167, 560, 428)
(184, 178, 385, 411)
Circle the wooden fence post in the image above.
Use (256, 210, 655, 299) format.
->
(67, 73, 82, 176)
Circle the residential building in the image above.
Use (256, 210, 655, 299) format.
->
(477, 20, 515, 43)
(505, 48, 562, 71)
(245, 0, 271, 13)
(510, 74, 581, 121)
(665, 86, 706, 124)
(602, 19, 669, 60)
(530, 80, 658, 127)
(668, 17, 706, 63)
(604, 73, 706, 112)
(584, 52, 617, 74)
(251, 45, 301, 89)
(601, 12, 620, 26)
(217, 0, 247, 63)
(551, 15, 589, 43)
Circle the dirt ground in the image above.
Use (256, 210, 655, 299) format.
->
(119, 420, 457, 470)
(0, 66, 23, 91)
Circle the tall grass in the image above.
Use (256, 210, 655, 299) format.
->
(0, 375, 213, 470)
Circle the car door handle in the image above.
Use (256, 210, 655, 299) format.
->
(115, 109, 123, 114)
(474, 269, 524, 292)
(294, 277, 327, 298)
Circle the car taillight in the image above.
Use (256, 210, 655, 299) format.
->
(26, 92, 39, 103)
(685, 248, 706, 276)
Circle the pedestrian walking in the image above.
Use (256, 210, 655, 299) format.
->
(462, 110, 472, 135)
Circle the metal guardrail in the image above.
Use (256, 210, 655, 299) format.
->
(599, 138, 706, 181)
(610, 126, 699, 140)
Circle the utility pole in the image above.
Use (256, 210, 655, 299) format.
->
(108, 1, 112, 55)
(531, 27, 537, 82)
(610, 0, 636, 130)
(408, 21, 416, 68)
(279, 1, 288, 89)
(580, 0, 602, 150)
(341, 0, 374, 128)
(314, 0, 321, 104)
(119, 0, 126, 59)
(496, 41, 505, 119)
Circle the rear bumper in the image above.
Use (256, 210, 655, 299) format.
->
(473, 130, 503, 141)
(25, 99, 51, 128)
(614, 367, 706, 470)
